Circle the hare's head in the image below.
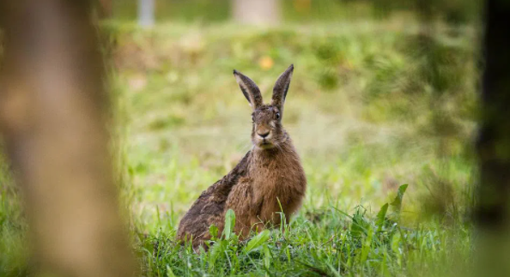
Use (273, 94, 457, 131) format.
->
(233, 64, 294, 150)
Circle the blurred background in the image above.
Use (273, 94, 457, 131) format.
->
(106, 0, 479, 224)
(1, 0, 484, 276)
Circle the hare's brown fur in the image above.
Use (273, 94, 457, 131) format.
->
(177, 65, 306, 249)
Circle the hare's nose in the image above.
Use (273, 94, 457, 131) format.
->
(257, 131, 270, 138)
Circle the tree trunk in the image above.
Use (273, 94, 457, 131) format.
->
(0, 1, 137, 276)
(98, 0, 113, 19)
(476, 0, 510, 276)
(233, 0, 281, 25)
(139, 0, 155, 27)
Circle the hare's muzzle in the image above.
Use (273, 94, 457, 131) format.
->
(254, 128, 275, 149)
(257, 130, 270, 139)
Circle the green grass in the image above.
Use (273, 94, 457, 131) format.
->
(137, 185, 472, 276)
(0, 17, 478, 276)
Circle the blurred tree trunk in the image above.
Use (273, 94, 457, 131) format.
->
(0, 1, 137, 276)
(98, 0, 113, 19)
(138, 0, 155, 27)
(476, 0, 510, 276)
(233, 0, 281, 25)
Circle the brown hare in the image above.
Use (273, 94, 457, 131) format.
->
(177, 64, 306, 249)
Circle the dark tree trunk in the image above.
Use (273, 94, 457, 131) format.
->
(476, 0, 510, 276)
(476, 0, 510, 230)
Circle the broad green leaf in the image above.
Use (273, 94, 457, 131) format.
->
(264, 245, 271, 269)
(376, 203, 389, 232)
(390, 184, 408, 213)
(245, 230, 270, 252)
(350, 206, 368, 239)
(223, 209, 236, 240)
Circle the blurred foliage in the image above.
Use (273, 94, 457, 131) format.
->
(111, 0, 375, 23)
(106, 9, 477, 230)
(113, 0, 231, 22)
(0, 154, 28, 276)
(373, 0, 481, 24)
(111, 0, 481, 25)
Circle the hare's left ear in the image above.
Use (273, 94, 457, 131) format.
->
(233, 70, 263, 109)
(271, 64, 294, 114)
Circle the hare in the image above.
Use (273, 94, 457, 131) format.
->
(177, 64, 306, 249)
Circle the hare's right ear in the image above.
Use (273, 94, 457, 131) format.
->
(271, 64, 293, 113)
(233, 70, 263, 109)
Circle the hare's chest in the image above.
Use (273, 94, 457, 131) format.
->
(252, 173, 304, 224)
(252, 168, 305, 206)
(249, 150, 306, 220)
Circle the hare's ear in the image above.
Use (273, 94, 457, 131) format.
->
(271, 64, 294, 113)
(233, 70, 263, 109)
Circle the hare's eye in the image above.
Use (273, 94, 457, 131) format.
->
(275, 112, 281, 120)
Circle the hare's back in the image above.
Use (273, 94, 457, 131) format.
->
(177, 151, 252, 242)
(176, 182, 227, 241)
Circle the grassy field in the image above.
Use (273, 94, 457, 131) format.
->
(1, 17, 478, 276)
